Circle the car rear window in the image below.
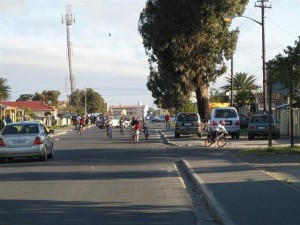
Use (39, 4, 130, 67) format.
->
(177, 114, 198, 122)
(215, 109, 238, 118)
(251, 115, 274, 123)
(2, 124, 39, 135)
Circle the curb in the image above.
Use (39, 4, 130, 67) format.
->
(181, 158, 236, 225)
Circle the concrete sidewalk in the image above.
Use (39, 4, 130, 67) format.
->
(182, 154, 300, 225)
(158, 128, 300, 225)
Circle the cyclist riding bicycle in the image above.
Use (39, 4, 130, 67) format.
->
(132, 120, 141, 143)
(78, 116, 86, 134)
(212, 120, 228, 141)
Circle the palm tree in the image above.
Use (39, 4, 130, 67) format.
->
(0, 78, 11, 101)
(220, 72, 261, 92)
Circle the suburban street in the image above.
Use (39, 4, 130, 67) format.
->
(0, 125, 217, 225)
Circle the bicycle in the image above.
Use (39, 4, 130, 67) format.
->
(78, 124, 84, 135)
(130, 130, 138, 144)
(120, 123, 125, 135)
(204, 130, 228, 147)
(106, 125, 112, 140)
(143, 126, 149, 140)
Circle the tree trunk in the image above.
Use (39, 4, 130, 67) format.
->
(195, 85, 210, 122)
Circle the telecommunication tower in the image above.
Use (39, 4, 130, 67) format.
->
(62, 4, 76, 94)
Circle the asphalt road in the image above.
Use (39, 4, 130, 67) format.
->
(0, 126, 217, 225)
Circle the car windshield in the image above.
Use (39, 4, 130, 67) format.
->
(177, 114, 198, 122)
(2, 124, 39, 135)
(251, 115, 274, 123)
(215, 109, 237, 118)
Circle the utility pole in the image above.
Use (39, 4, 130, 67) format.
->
(255, 0, 271, 114)
(62, 4, 76, 94)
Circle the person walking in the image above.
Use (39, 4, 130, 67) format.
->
(165, 113, 170, 128)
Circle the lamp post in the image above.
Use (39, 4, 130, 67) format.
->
(223, 14, 267, 113)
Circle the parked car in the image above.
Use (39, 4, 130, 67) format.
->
(248, 114, 280, 140)
(239, 114, 250, 129)
(209, 107, 240, 138)
(175, 112, 202, 138)
(158, 115, 166, 122)
(95, 117, 105, 129)
(170, 114, 176, 122)
(0, 121, 54, 162)
(151, 116, 160, 123)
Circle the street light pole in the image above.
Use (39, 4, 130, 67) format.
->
(224, 0, 271, 113)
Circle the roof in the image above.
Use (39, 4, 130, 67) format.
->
(109, 105, 146, 109)
(255, 93, 280, 100)
(276, 102, 300, 109)
(4, 101, 55, 111)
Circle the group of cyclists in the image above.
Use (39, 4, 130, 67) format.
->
(73, 115, 149, 143)
(73, 112, 228, 145)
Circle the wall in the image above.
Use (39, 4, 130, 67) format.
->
(278, 108, 300, 136)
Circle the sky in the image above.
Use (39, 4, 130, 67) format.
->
(0, 0, 299, 108)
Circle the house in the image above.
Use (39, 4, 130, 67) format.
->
(107, 104, 149, 118)
(4, 101, 58, 125)
(0, 104, 20, 123)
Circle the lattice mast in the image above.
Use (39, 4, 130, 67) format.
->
(62, 4, 76, 94)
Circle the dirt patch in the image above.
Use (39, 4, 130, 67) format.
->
(236, 155, 300, 191)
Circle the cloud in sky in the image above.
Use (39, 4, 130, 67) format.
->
(0, 0, 299, 108)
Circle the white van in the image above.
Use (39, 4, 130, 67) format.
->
(209, 107, 240, 139)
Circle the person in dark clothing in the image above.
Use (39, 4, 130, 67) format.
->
(5, 115, 12, 124)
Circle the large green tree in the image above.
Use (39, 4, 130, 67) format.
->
(268, 37, 300, 100)
(0, 78, 11, 101)
(138, 0, 248, 120)
(69, 88, 106, 114)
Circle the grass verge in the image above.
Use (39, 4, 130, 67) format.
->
(234, 146, 300, 157)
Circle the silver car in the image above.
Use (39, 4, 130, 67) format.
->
(0, 121, 54, 162)
(175, 112, 202, 138)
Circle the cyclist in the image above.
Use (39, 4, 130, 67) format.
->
(212, 120, 228, 141)
(105, 116, 113, 136)
(132, 120, 141, 143)
(119, 116, 125, 134)
(78, 116, 86, 134)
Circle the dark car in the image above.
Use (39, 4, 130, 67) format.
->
(239, 114, 250, 129)
(248, 114, 280, 140)
(175, 112, 202, 138)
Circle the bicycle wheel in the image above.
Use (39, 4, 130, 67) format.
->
(108, 128, 112, 139)
(144, 129, 149, 140)
(130, 134, 136, 143)
(204, 138, 213, 147)
(217, 136, 227, 147)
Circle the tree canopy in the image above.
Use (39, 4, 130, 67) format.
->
(138, 0, 248, 120)
(0, 78, 11, 101)
(220, 72, 261, 92)
(268, 37, 300, 101)
(69, 88, 106, 114)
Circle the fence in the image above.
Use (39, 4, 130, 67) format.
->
(277, 108, 300, 136)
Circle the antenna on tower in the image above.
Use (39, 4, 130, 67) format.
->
(62, 4, 76, 94)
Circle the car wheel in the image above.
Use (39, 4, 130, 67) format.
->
(0, 158, 6, 163)
(236, 135, 240, 139)
(175, 133, 180, 138)
(40, 147, 48, 161)
(248, 135, 254, 140)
